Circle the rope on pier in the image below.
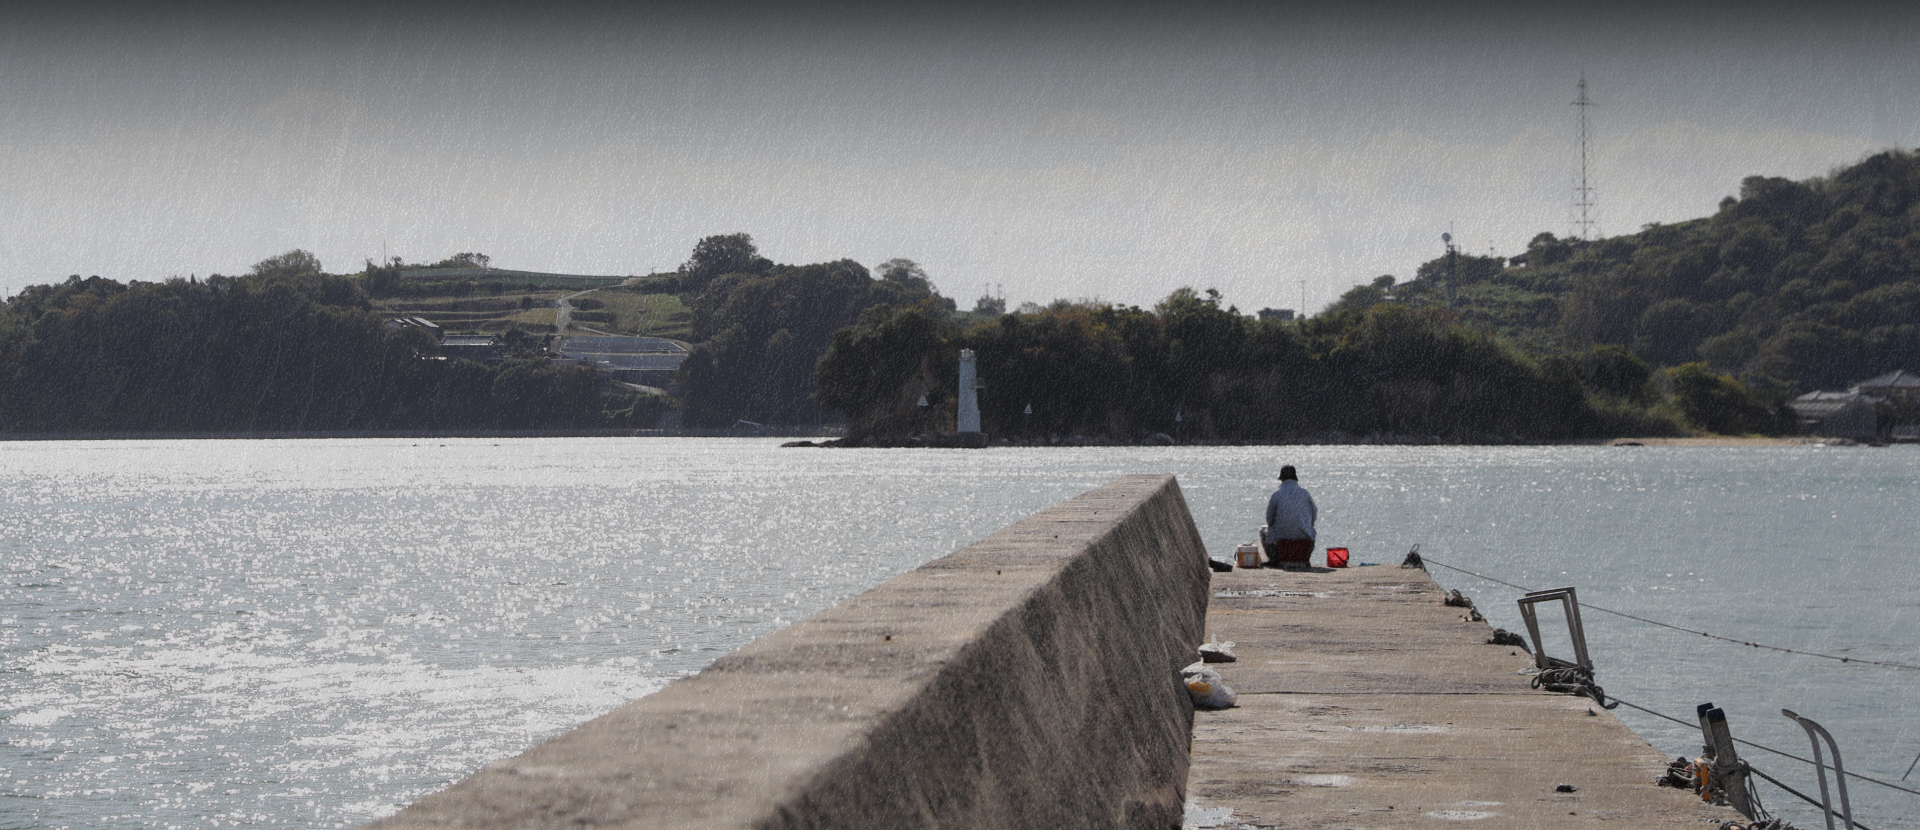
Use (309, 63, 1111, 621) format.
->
(1413, 553, 1920, 805)
(1609, 692, 1920, 800)
(1412, 550, 1916, 825)
(1623, 697, 1891, 830)
(1663, 753, 1800, 830)
(1531, 663, 1618, 709)
(1416, 554, 1920, 673)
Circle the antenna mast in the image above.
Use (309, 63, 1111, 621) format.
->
(1572, 75, 1597, 241)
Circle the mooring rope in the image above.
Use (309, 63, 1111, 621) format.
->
(1406, 551, 1920, 802)
(1606, 693, 1920, 799)
(1746, 762, 1877, 830)
(1415, 554, 1920, 673)
(1531, 663, 1618, 709)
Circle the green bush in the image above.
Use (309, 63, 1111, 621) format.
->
(1666, 362, 1794, 435)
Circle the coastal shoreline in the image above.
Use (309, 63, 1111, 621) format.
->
(797, 432, 1874, 449)
(2, 430, 1874, 446)
(0, 427, 842, 441)
(1603, 435, 1863, 447)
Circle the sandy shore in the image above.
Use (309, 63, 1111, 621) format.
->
(1605, 435, 1850, 446)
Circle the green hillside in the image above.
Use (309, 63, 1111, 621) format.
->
(1332, 149, 1920, 395)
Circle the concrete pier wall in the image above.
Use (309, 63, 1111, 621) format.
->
(370, 473, 1211, 830)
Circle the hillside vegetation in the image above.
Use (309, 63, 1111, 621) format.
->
(13, 149, 1915, 440)
(1333, 149, 1920, 396)
(0, 262, 662, 433)
(816, 289, 1701, 443)
(815, 152, 1920, 442)
(669, 239, 952, 427)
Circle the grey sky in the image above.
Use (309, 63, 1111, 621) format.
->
(3, 2, 1916, 311)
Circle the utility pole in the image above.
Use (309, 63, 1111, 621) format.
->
(1572, 75, 1598, 241)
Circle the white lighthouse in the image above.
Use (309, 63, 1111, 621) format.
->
(957, 349, 982, 434)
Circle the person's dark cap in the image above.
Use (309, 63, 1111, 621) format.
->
(1278, 465, 1298, 481)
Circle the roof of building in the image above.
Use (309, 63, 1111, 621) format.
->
(1789, 390, 1880, 420)
(441, 334, 501, 347)
(560, 336, 686, 355)
(589, 353, 687, 371)
(1853, 369, 1920, 390)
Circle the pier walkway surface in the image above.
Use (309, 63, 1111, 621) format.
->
(1185, 562, 1741, 829)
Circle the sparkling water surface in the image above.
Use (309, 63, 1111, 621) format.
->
(3, 439, 1916, 828)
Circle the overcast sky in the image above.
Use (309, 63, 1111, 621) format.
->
(3, 2, 1916, 311)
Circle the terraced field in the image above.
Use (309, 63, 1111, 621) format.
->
(376, 292, 567, 334)
(376, 284, 695, 339)
(579, 287, 692, 338)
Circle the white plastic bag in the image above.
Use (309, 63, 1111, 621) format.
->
(1198, 636, 1237, 663)
(1182, 661, 1238, 709)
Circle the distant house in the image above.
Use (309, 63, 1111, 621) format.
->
(1852, 369, 1920, 404)
(1256, 308, 1296, 322)
(1789, 368, 1920, 439)
(556, 336, 688, 387)
(440, 334, 504, 362)
(1789, 391, 1880, 439)
(386, 316, 443, 339)
(595, 354, 688, 387)
(558, 336, 686, 355)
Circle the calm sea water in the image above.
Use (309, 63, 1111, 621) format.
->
(3, 439, 1916, 829)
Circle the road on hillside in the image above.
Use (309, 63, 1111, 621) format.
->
(553, 288, 591, 332)
(555, 281, 659, 339)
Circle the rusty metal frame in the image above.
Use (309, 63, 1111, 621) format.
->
(1516, 586, 1591, 672)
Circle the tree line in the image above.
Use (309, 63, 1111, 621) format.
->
(0, 255, 658, 433)
(650, 234, 951, 427)
(22, 166, 1893, 443)
(0, 235, 941, 435)
(813, 288, 1742, 443)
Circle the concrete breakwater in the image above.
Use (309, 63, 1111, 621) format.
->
(370, 474, 1210, 829)
(1186, 563, 1744, 828)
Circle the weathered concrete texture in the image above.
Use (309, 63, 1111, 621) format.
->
(1187, 565, 1743, 829)
(370, 473, 1210, 830)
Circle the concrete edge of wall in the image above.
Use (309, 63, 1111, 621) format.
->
(367, 472, 1212, 830)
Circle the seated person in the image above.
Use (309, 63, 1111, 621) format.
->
(1262, 465, 1317, 568)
